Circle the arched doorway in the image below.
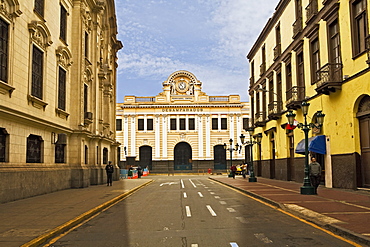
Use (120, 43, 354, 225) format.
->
(139, 146, 152, 170)
(174, 142, 192, 170)
(357, 95, 370, 188)
(213, 145, 226, 170)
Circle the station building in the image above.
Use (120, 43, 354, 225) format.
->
(247, 0, 370, 189)
(116, 71, 250, 173)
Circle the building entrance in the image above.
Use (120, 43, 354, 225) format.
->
(357, 96, 370, 188)
(174, 142, 192, 170)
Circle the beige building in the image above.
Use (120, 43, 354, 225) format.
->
(116, 70, 250, 173)
(0, 0, 122, 203)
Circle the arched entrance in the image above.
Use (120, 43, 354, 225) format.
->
(357, 95, 370, 188)
(213, 145, 226, 170)
(174, 142, 192, 170)
(139, 146, 152, 170)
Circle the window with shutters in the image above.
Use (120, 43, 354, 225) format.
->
(26, 135, 43, 163)
(60, 5, 67, 42)
(58, 67, 66, 111)
(138, 119, 144, 131)
(147, 119, 153, 130)
(0, 18, 8, 83)
(34, 0, 44, 17)
(116, 119, 122, 131)
(189, 118, 195, 130)
(170, 118, 176, 130)
(31, 45, 43, 99)
(351, 0, 368, 56)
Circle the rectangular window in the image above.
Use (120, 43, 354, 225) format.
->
(286, 63, 292, 89)
(138, 119, 144, 131)
(180, 118, 186, 130)
(243, 118, 249, 129)
(116, 119, 122, 131)
(26, 135, 43, 163)
(147, 119, 153, 131)
(221, 118, 227, 130)
(31, 45, 43, 99)
(310, 38, 320, 83)
(329, 19, 341, 64)
(55, 144, 65, 163)
(0, 18, 8, 83)
(268, 77, 274, 103)
(351, 0, 368, 56)
(58, 67, 66, 110)
(60, 5, 67, 42)
(34, 0, 44, 17)
(0, 128, 7, 162)
(297, 51, 305, 87)
(212, 118, 218, 130)
(85, 32, 89, 59)
(189, 118, 195, 130)
(83, 84, 88, 116)
(170, 118, 176, 130)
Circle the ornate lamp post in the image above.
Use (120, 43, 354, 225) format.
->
(223, 139, 239, 170)
(286, 101, 325, 195)
(240, 128, 262, 182)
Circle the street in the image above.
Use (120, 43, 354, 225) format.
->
(46, 176, 355, 247)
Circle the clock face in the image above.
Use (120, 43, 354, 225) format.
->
(176, 78, 189, 93)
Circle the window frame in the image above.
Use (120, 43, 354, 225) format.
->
(26, 134, 43, 163)
(34, 0, 44, 18)
(58, 66, 66, 111)
(60, 4, 67, 43)
(350, 0, 368, 57)
(138, 119, 144, 131)
(147, 118, 154, 131)
(0, 18, 9, 83)
(31, 45, 44, 99)
(116, 119, 122, 131)
(310, 36, 320, 84)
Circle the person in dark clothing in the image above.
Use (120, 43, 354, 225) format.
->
(105, 161, 114, 186)
(137, 165, 142, 178)
(309, 157, 322, 194)
(230, 165, 237, 179)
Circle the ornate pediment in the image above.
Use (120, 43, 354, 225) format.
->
(163, 70, 201, 96)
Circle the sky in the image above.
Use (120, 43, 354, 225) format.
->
(115, 0, 279, 103)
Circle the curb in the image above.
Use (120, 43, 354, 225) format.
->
(21, 180, 153, 247)
(209, 177, 370, 246)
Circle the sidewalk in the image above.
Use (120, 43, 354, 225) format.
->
(210, 175, 370, 246)
(0, 179, 152, 247)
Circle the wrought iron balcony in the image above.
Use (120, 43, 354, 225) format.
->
(315, 63, 343, 95)
(292, 17, 303, 38)
(286, 86, 305, 110)
(306, 0, 318, 23)
(273, 44, 281, 60)
(254, 111, 266, 127)
(268, 101, 283, 120)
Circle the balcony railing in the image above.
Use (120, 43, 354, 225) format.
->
(268, 101, 283, 120)
(286, 86, 305, 109)
(273, 44, 281, 60)
(306, 0, 318, 23)
(292, 17, 303, 38)
(135, 97, 155, 103)
(209, 96, 229, 102)
(316, 63, 343, 95)
(254, 111, 266, 127)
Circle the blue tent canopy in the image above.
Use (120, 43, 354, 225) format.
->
(295, 135, 326, 155)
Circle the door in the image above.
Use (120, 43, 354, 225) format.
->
(139, 146, 152, 170)
(359, 116, 370, 187)
(174, 142, 192, 170)
(213, 145, 226, 170)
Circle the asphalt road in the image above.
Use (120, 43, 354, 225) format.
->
(46, 176, 356, 247)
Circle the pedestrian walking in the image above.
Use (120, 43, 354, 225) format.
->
(241, 163, 247, 179)
(309, 157, 322, 194)
(230, 164, 237, 179)
(105, 161, 114, 186)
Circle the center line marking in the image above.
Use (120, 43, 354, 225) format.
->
(230, 243, 239, 247)
(198, 192, 204, 198)
(214, 196, 220, 199)
(189, 179, 197, 188)
(220, 201, 227, 204)
(183, 192, 187, 198)
(206, 205, 217, 216)
(227, 208, 236, 213)
(186, 206, 191, 217)
(181, 179, 185, 189)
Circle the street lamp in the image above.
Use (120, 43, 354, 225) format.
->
(240, 128, 262, 182)
(286, 100, 325, 195)
(223, 139, 239, 170)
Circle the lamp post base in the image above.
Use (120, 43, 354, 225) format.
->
(249, 177, 257, 182)
(300, 186, 316, 195)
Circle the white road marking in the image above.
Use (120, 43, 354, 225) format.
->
(230, 243, 239, 247)
(206, 205, 217, 216)
(254, 233, 273, 243)
(160, 182, 178, 186)
(191, 244, 198, 247)
(204, 186, 209, 188)
(189, 179, 197, 188)
(227, 208, 236, 213)
(181, 179, 185, 189)
(214, 196, 220, 199)
(198, 192, 204, 198)
(186, 206, 191, 217)
(183, 192, 187, 198)
(236, 217, 249, 224)
(220, 201, 227, 205)
(210, 192, 215, 194)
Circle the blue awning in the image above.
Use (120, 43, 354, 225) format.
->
(295, 135, 326, 155)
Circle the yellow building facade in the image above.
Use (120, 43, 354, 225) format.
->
(116, 71, 250, 173)
(247, 0, 370, 189)
(0, 0, 122, 202)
